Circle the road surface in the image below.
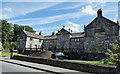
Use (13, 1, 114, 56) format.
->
(2, 62, 45, 72)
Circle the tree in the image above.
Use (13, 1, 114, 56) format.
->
(104, 49, 116, 64)
(0, 20, 2, 42)
(10, 42, 16, 50)
(111, 37, 120, 65)
(1, 20, 14, 45)
(3, 42, 10, 50)
(104, 37, 120, 65)
(1, 20, 36, 50)
(13, 24, 36, 42)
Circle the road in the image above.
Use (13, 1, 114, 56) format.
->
(2, 62, 45, 72)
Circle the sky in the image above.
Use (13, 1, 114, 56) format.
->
(1, 0, 119, 36)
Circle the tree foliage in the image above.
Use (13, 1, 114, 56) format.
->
(3, 42, 11, 50)
(1, 20, 36, 50)
(111, 37, 120, 51)
(104, 37, 120, 65)
(2, 20, 13, 45)
(13, 24, 36, 41)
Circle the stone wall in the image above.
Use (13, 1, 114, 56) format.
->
(84, 16, 119, 54)
(56, 35, 71, 51)
(43, 39, 56, 52)
(70, 37, 84, 52)
(12, 55, 118, 73)
(16, 31, 26, 51)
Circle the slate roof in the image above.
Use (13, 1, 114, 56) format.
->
(44, 35, 57, 40)
(71, 32, 85, 38)
(23, 30, 44, 39)
(86, 9, 118, 29)
(22, 30, 84, 40)
(56, 28, 72, 35)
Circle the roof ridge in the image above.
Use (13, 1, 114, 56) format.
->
(102, 16, 117, 25)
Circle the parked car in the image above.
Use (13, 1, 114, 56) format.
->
(51, 52, 69, 59)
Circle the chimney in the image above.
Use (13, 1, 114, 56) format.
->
(84, 24, 86, 28)
(69, 28, 71, 32)
(97, 9, 102, 17)
(39, 31, 42, 35)
(117, 20, 119, 25)
(52, 32, 55, 36)
(63, 26, 65, 29)
(71, 30, 72, 33)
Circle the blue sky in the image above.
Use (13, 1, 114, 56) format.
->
(1, 1, 119, 36)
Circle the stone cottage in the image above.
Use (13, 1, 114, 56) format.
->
(16, 30, 43, 54)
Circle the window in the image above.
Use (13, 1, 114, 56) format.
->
(71, 39, 74, 42)
(75, 39, 79, 42)
(91, 41, 95, 48)
(39, 39, 41, 42)
(104, 40, 110, 49)
(35, 44, 37, 48)
(30, 44, 32, 48)
(30, 37, 33, 41)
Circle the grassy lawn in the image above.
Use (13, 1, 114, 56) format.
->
(64, 60, 115, 65)
(2, 51, 10, 57)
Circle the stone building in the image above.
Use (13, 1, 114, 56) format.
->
(17, 9, 119, 59)
(84, 9, 119, 54)
(16, 30, 43, 54)
(43, 35, 57, 52)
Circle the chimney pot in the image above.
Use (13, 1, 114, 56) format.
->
(97, 9, 102, 17)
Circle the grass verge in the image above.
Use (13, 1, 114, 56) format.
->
(64, 60, 115, 65)
(2, 51, 10, 57)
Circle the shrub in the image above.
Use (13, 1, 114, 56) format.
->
(3, 42, 10, 50)
(10, 42, 16, 50)
(104, 49, 116, 65)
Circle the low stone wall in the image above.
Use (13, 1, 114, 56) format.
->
(12, 55, 118, 73)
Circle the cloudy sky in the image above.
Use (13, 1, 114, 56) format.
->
(1, 0, 119, 36)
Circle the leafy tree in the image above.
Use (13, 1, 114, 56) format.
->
(111, 37, 120, 65)
(13, 24, 36, 41)
(111, 37, 120, 51)
(104, 37, 120, 65)
(0, 20, 2, 42)
(1, 20, 36, 50)
(3, 42, 10, 50)
(104, 49, 115, 64)
(10, 42, 16, 50)
(1, 20, 13, 45)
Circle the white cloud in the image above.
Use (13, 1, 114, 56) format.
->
(2, 2, 60, 19)
(0, 14, 12, 19)
(34, 26, 61, 35)
(36, 26, 60, 32)
(64, 20, 82, 32)
(104, 7, 118, 13)
(4, 7, 12, 12)
(9, 10, 87, 26)
(112, 19, 117, 23)
(115, 14, 118, 18)
(54, 3, 86, 10)
(80, 5, 96, 15)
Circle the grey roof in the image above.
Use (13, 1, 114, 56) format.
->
(23, 30, 43, 39)
(56, 28, 72, 35)
(23, 30, 84, 40)
(44, 35, 57, 40)
(71, 32, 85, 38)
(86, 16, 118, 29)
